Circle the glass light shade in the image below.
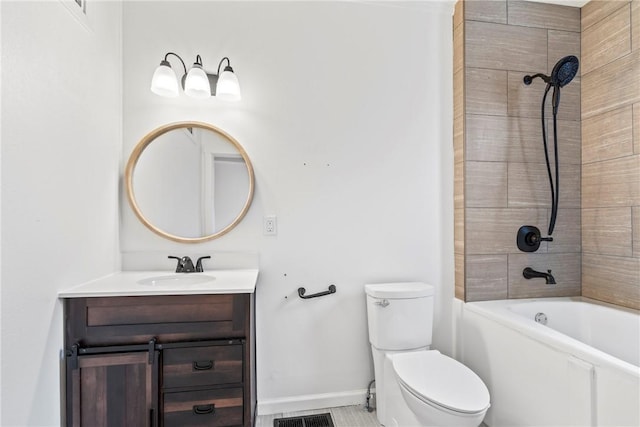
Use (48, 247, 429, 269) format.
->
(184, 65, 211, 99)
(216, 70, 242, 101)
(150, 61, 179, 97)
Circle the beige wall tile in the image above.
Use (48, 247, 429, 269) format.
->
(454, 122, 464, 164)
(465, 21, 547, 70)
(633, 207, 640, 257)
(466, 114, 510, 162)
(507, 162, 581, 209)
(455, 208, 465, 255)
(582, 207, 633, 256)
(550, 119, 582, 165)
(465, 0, 507, 24)
(557, 163, 581, 208)
(455, 159, 464, 210)
(454, 108, 464, 146)
(582, 0, 630, 31)
(466, 115, 540, 162)
(454, 0, 464, 30)
(583, 253, 640, 310)
(582, 155, 640, 207)
(548, 208, 582, 253)
(466, 161, 508, 207)
(633, 0, 639, 51)
(455, 253, 465, 300)
(508, 70, 545, 118)
(454, 21, 464, 74)
(466, 208, 547, 254)
(465, 115, 580, 165)
(582, 50, 640, 119)
(465, 255, 508, 301)
(453, 70, 465, 119)
(582, 105, 634, 163)
(634, 103, 640, 154)
(548, 30, 581, 77)
(508, 253, 581, 298)
(466, 68, 507, 116)
(582, 4, 631, 75)
(508, 0, 580, 31)
(508, 162, 551, 208)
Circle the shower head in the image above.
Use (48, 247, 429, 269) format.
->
(523, 55, 579, 88)
(550, 55, 579, 88)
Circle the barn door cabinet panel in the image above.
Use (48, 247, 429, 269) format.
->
(68, 350, 159, 427)
(63, 293, 255, 427)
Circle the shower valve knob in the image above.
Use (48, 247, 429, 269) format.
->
(517, 225, 552, 252)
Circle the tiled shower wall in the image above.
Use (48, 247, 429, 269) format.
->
(581, 0, 639, 310)
(454, 0, 583, 301)
(455, 0, 640, 310)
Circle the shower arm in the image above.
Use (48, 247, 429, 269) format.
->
(523, 73, 550, 85)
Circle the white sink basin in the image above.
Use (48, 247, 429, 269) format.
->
(137, 274, 216, 286)
(58, 269, 258, 297)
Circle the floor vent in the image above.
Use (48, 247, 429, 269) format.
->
(273, 413, 335, 427)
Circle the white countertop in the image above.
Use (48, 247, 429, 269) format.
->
(58, 269, 259, 298)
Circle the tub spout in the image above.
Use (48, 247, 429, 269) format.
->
(523, 267, 556, 285)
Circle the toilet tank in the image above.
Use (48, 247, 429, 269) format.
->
(365, 282, 434, 351)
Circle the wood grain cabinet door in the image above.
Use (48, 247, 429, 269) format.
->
(68, 351, 159, 427)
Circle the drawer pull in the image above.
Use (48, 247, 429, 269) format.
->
(193, 360, 214, 371)
(193, 404, 215, 415)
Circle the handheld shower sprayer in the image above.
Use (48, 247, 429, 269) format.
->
(517, 55, 579, 250)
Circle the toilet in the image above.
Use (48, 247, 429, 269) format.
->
(365, 282, 490, 427)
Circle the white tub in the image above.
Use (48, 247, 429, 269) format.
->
(459, 297, 640, 426)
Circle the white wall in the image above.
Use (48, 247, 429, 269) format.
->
(122, 0, 454, 412)
(0, 1, 122, 425)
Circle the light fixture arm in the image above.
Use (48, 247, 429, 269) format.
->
(217, 57, 232, 75)
(163, 52, 188, 76)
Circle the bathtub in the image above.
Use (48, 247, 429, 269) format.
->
(459, 297, 640, 426)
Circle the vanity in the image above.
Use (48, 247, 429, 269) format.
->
(60, 122, 259, 426)
(60, 270, 258, 427)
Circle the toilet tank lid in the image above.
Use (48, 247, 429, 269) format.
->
(364, 282, 433, 298)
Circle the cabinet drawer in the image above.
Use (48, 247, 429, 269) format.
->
(163, 388, 243, 427)
(65, 294, 248, 346)
(163, 344, 243, 389)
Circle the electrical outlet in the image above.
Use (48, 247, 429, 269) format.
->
(263, 216, 277, 235)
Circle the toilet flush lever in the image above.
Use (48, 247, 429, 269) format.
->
(375, 299, 390, 308)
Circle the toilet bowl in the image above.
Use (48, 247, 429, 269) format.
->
(392, 350, 490, 427)
(365, 282, 490, 427)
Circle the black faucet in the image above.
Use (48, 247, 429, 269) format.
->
(523, 267, 556, 284)
(168, 256, 196, 273)
(168, 255, 211, 273)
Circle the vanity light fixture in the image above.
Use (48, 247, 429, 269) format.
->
(150, 52, 241, 101)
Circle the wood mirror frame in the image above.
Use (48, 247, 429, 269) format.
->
(125, 121, 255, 243)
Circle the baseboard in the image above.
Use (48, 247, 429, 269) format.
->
(257, 389, 370, 415)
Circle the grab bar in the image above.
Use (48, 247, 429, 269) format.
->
(298, 284, 337, 299)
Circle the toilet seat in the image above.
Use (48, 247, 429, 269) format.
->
(392, 350, 490, 415)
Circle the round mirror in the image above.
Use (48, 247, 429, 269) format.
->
(125, 122, 254, 243)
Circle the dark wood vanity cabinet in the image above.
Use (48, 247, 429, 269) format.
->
(63, 294, 255, 427)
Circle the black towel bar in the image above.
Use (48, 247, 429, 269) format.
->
(298, 284, 337, 299)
